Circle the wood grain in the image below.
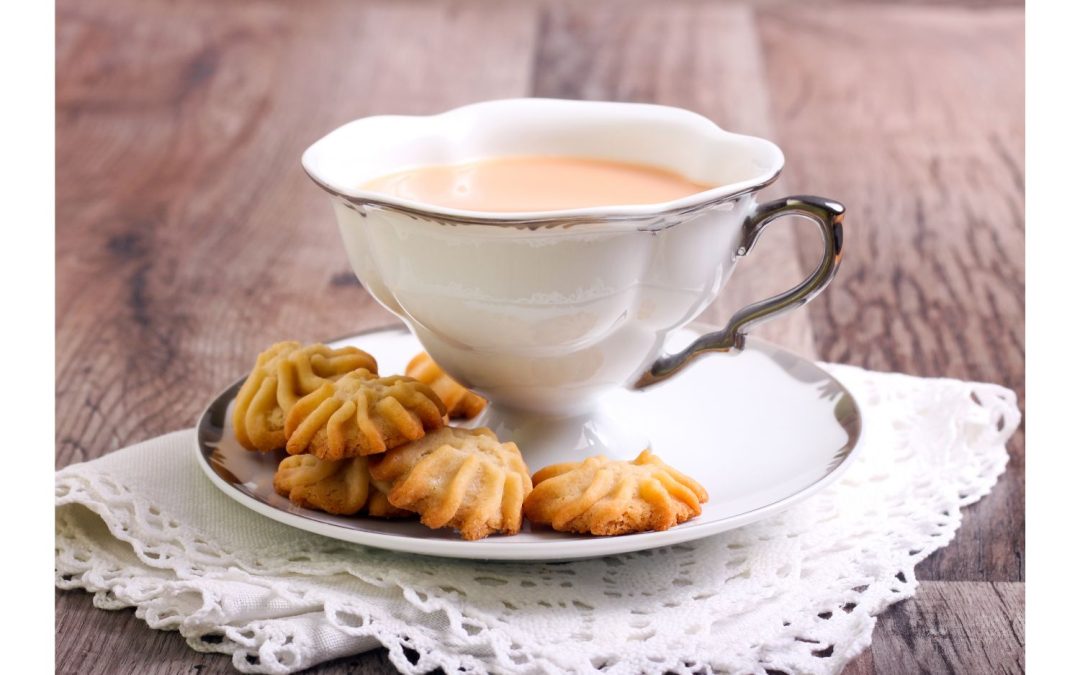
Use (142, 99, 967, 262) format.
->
(56, 591, 228, 675)
(55, 0, 1024, 673)
(867, 582, 1023, 673)
(841, 582, 1023, 675)
(55, 0, 539, 469)
(759, 5, 1025, 583)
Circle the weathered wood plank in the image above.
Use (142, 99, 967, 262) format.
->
(840, 649, 876, 675)
(55, 0, 539, 468)
(56, 591, 225, 675)
(759, 5, 1025, 582)
(532, 0, 819, 357)
(859, 581, 1023, 674)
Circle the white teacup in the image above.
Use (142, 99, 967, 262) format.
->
(303, 99, 844, 466)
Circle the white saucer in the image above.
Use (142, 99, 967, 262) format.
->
(195, 324, 862, 561)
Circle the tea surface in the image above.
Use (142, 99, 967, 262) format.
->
(360, 156, 711, 212)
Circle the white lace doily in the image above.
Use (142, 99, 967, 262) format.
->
(55, 364, 1020, 675)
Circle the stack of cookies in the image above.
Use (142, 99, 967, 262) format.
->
(233, 341, 708, 540)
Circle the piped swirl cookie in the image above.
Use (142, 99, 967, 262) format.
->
(284, 372, 446, 460)
(233, 341, 378, 452)
(523, 450, 708, 536)
(369, 427, 532, 540)
(406, 352, 487, 420)
(273, 454, 411, 517)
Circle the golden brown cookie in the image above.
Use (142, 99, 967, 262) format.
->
(233, 342, 378, 452)
(284, 372, 446, 460)
(406, 352, 487, 420)
(366, 490, 411, 518)
(369, 427, 532, 540)
(523, 450, 708, 536)
(273, 454, 410, 517)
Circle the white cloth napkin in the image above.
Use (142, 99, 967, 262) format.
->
(55, 364, 1020, 675)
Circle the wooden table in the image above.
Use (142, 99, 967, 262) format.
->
(56, 0, 1024, 672)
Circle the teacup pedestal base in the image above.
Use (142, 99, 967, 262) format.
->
(466, 400, 651, 470)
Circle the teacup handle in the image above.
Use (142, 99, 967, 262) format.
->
(634, 195, 845, 389)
